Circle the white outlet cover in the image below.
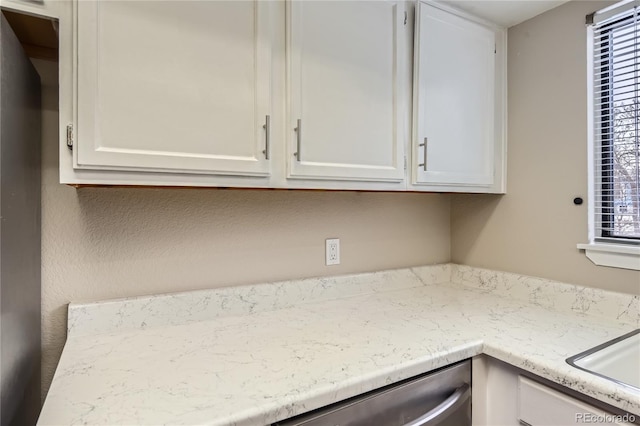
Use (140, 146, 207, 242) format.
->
(326, 238, 340, 266)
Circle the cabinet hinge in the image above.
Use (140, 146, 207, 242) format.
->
(404, 11, 407, 26)
(404, 156, 407, 171)
(494, 44, 497, 54)
(66, 124, 74, 150)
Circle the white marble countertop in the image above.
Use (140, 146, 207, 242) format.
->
(38, 264, 640, 425)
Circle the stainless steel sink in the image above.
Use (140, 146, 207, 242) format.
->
(567, 329, 640, 392)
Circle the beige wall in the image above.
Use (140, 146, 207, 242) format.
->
(451, 0, 639, 295)
(39, 86, 450, 394)
(37, 0, 640, 399)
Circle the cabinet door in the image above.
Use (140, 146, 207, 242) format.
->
(518, 376, 627, 426)
(75, 1, 272, 176)
(413, 1, 498, 187)
(287, 0, 406, 182)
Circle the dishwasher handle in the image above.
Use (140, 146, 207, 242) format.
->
(403, 383, 471, 426)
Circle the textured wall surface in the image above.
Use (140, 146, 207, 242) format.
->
(37, 0, 640, 401)
(451, 0, 640, 295)
(39, 86, 451, 395)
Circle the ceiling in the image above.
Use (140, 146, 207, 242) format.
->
(445, 0, 571, 27)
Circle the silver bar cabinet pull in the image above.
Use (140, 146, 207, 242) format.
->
(418, 137, 428, 171)
(294, 119, 302, 161)
(262, 115, 270, 160)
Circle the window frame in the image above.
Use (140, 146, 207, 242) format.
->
(579, 9, 640, 270)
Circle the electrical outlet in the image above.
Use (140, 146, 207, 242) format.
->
(325, 238, 340, 266)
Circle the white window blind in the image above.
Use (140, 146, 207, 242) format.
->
(591, 1, 640, 244)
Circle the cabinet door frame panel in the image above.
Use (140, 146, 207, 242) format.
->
(286, 0, 406, 183)
(74, 0, 273, 177)
(411, 0, 506, 192)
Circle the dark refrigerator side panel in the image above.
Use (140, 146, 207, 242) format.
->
(0, 12, 42, 426)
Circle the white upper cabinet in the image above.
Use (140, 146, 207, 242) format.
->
(411, 1, 506, 192)
(286, 0, 406, 182)
(74, 0, 272, 177)
(60, 0, 506, 190)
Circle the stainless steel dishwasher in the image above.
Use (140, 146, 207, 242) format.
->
(274, 360, 471, 426)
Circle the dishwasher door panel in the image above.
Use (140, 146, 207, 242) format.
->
(275, 360, 471, 426)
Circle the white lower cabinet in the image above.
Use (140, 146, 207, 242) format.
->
(59, 0, 506, 191)
(411, 1, 506, 193)
(518, 377, 627, 426)
(472, 356, 631, 426)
